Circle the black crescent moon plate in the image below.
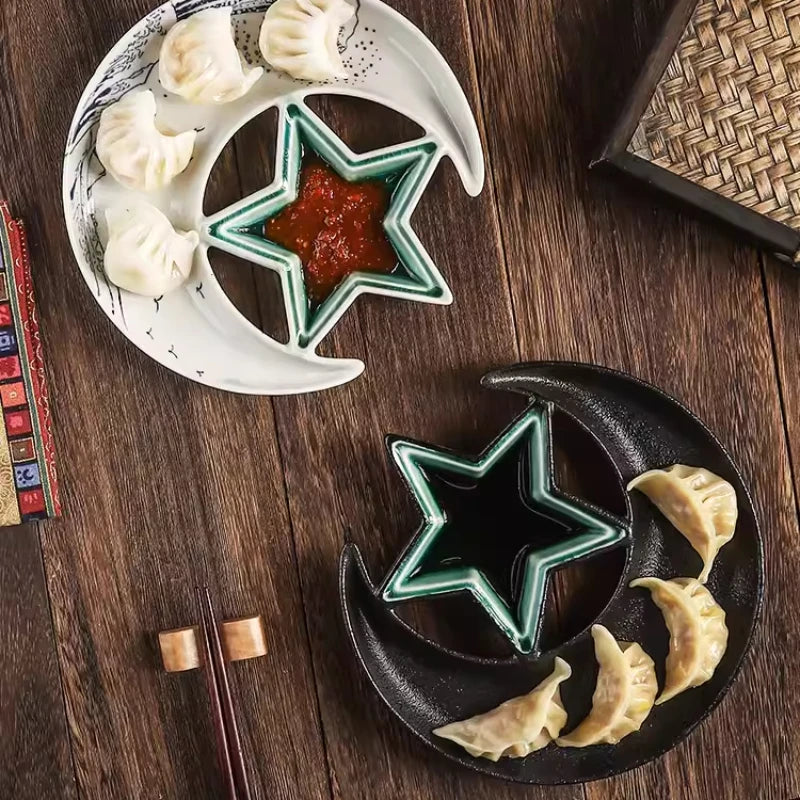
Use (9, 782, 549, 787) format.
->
(339, 362, 764, 784)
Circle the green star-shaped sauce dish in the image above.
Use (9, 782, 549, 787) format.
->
(205, 102, 451, 351)
(381, 404, 630, 655)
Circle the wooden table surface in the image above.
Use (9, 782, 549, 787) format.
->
(1, 0, 799, 798)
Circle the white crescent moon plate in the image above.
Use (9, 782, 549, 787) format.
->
(62, 0, 484, 395)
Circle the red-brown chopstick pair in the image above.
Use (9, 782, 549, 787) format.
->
(159, 591, 268, 799)
(197, 586, 252, 800)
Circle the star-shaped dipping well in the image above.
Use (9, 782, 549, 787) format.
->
(381, 404, 630, 655)
(205, 102, 451, 351)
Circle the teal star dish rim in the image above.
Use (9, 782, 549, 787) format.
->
(205, 101, 451, 351)
(380, 402, 632, 655)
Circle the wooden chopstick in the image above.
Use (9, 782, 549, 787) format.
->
(197, 590, 237, 799)
(200, 587, 252, 800)
(197, 586, 252, 800)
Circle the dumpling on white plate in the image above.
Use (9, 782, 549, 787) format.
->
(630, 577, 728, 704)
(96, 90, 196, 192)
(259, 0, 355, 82)
(628, 465, 737, 583)
(104, 203, 198, 297)
(160, 8, 263, 104)
(556, 625, 657, 748)
(433, 657, 571, 761)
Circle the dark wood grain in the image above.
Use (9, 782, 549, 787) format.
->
(0, 1, 331, 798)
(467, 0, 800, 799)
(760, 255, 800, 795)
(0, 0, 798, 798)
(0, 525, 76, 800)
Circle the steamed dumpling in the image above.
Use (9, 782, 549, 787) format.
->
(557, 625, 657, 747)
(259, 0, 355, 81)
(96, 90, 196, 191)
(104, 203, 198, 297)
(160, 8, 263, 104)
(433, 657, 571, 761)
(630, 577, 728, 704)
(628, 465, 737, 583)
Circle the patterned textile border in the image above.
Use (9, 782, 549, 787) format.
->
(0, 202, 60, 522)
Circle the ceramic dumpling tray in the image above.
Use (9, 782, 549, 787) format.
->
(340, 362, 763, 784)
(63, 0, 484, 395)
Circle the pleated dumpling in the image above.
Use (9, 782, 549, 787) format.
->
(628, 465, 737, 583)
(259, 0, 355, 81)
(160, 8, 263, 104)
(96, 90, 196, 192)
(556, 625, 657, 748)
(104, 203, 198, 297)
(433, 657, 571, 761)
(630, 577, 728, 704)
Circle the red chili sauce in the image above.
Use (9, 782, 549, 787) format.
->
(265, 157, 398, 304)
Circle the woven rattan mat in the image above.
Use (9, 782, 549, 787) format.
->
(629, 0, 800, 231)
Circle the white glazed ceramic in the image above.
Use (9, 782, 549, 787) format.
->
(63, 0, 484, 395)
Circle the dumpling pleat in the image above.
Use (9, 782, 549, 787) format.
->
(628, 465, 737, 583)
(104, 203, 199, 297)
(259, 0, 355, 82)
(160, 8, 263, 104)
(432, 657, 572, 761)
(96, 90, 196, 192)
(556, 625, 657, 748)
(630, 577, 728, 704)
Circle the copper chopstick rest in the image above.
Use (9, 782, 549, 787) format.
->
(158, 626, 202, 673)
(158, 615, 268, 673)
(220, 616, 268, 664)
